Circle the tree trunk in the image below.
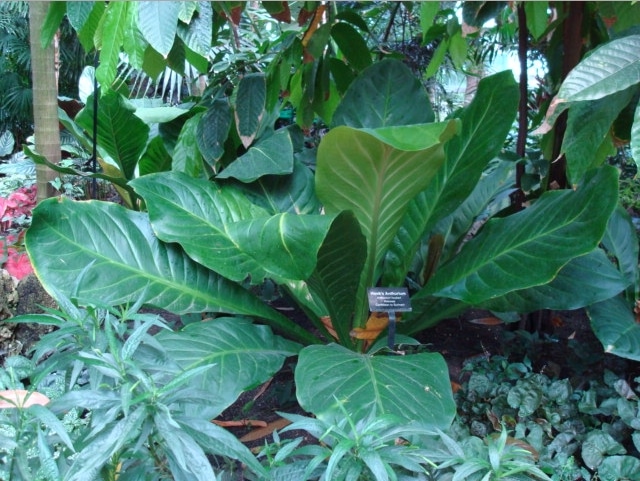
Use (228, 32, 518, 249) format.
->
(29, 1, 60, 202)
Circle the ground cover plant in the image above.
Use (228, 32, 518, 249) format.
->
(2, 1, 640, 480)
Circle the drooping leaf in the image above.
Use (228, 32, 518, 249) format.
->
(139, 136, 172, 176)
(261, 1, 291, 23)
(332, 59, 435, 128)
(24, 197, 315, 343)
(462, 1, 506, 27)
(157, 318, 300, 418)
(296, 343, 455, 429)
(95, 2, 130, 89)
(478, 249, 629, 313)
(216, 129, 294, 182)
(330, 22, 371, 72)
(41, 2, 66, 49)
(74, 1, 105, 52)
(601, 205, 639, 301)
(138, 1, 180, 57)
(420, 2, 440, 40)
(421, 166, 618, 304)
(76, 91, 149, 181)
(235, 74, 266, 148)
(588, 296, 640, 361)
(316, 121, 458, 323)
(172, 112, 206, 178)
(632, 97, 640, 173)
(131, 171, 333, 285)
(383, 71, 519, 286)
(196, 99, 232, 167)
(563, 87, 637, 186)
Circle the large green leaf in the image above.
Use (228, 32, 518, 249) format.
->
(557, 34, 640, 103)
(235, 73, 266, 148)
(479, 249, 629, 313)
(137, 1, 179, 57)
(421, 166, 619, 304)
(383, 71, 519, 285)
(316, 121, 458, 324)
(216, 129, 294, 182)
(632, 98, 640, 173)
(588, 296, 640, 361)
(24, 198, 316, 343)
(602, 205, 639, 300)
(330, 22, 371, 72)
(296, 343, 455, 429)
(157, 318, 300, 418)
(76, 91, 149, 181)
(332, 59, 435, 128)
(131, 172, 333, 285)
(172, 112, 206, 178)
(95, 2, 130, 88)
(563, 87, 636, 186)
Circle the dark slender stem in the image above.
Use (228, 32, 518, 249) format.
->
(512, 3, 529, 211)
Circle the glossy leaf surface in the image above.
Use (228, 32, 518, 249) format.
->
(235, 73, 266, 148)
(296, 343, 455, 429)
(588, 296, 640, 361)
(131, 172, 333, 285)
(24, 198, 310, 341)
(421, 166, 618, 304)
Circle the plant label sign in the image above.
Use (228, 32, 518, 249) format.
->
(367, 287, 412, 312)
(367, 287, 411, 352)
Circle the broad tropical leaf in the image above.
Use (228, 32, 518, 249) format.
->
(216, 128, 294, 182)
(95, 2, 130, 88)
(138, 1, 180, 57)
(131, 172, 333, 285)
(76, 91, 149, 181)
(332, 59, 434, 128)
(296, 343, 455, 429)
(330, 22, 371, 72)
(196, 100, 232, 166)
(420, 166, 618, 304)
(557, 34, 640, 103)
(383, 71, 519, 285)
(25, 198, 316, 343)
(479, 249, 629, 313)
(157, 318, 300, 418)
(588, 296, 640, 361)
(316, 121, 458, 324)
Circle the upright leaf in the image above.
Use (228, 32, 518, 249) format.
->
(332, 59, 434, 128)
(95, 2, 130, 88)
(420, 166, 619, 304)
(235, 73, 266, 148)
(330, 22, 371, 72)
(196, 100, 232, 167)
(76, 91, 149, 181)
(383, 71, 519, 286)
(138, 1, 180, 57)
(316, 121, 458, 324)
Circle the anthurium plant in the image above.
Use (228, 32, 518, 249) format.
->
(25, 59, 620, 428)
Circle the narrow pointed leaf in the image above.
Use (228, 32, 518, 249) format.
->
(157, 318, 300, 417)
(196, 100, 232, 166)
(216, 129, 294, 182)
(422, 166, 618, 303)
(138, 1, 180, 57)
(296, 344, 455, 429)
(235, 73, 266, 148)
(131, 172, 333, 285)
(332, 59, 434, 128)
(25, 198, 303, 339)
(383, 71, 519, 285)
(478, 249, 629, 312)
(306, 211, 367, 345)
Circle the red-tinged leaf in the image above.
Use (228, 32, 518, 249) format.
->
(297, 2, 317, 26)
(5, 250, 33, 280)
(262, 1, 291, 23)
